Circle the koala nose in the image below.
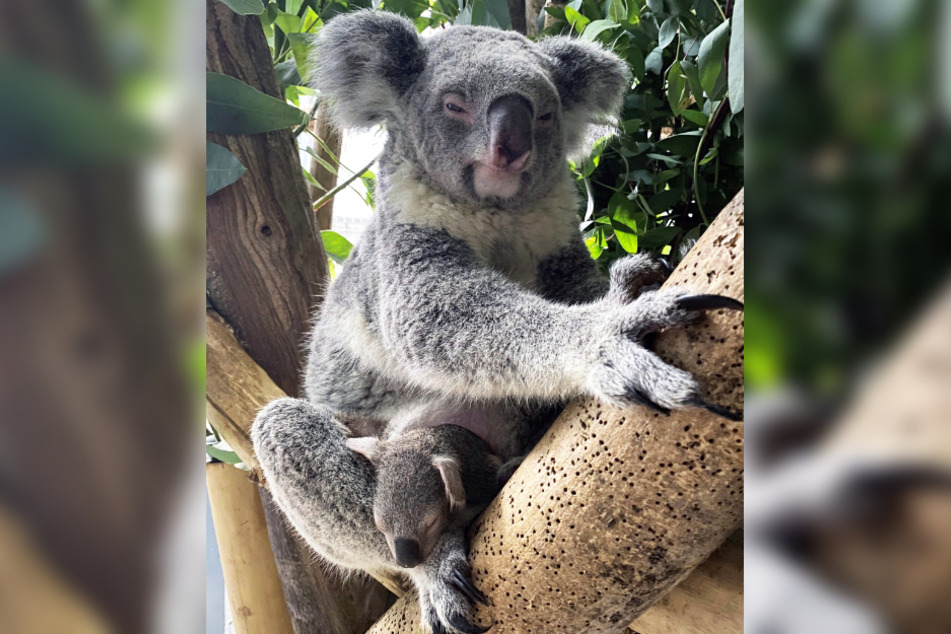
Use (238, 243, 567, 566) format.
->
(487, 95, 533, 171)
(393, 538, 423, 568)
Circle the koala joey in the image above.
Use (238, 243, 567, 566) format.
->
(253, 9, 742, 634)
(347, 425, 511, 570)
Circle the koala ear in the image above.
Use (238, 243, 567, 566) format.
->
(432, 456, 466, 513)
(346, 436, 382, 464)
(537, 36, 630, 159)
(311, 10, 425, 129)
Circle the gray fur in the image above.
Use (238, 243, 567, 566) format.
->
(254, 12, 730, 634)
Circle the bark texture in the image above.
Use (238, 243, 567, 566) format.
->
(367, 190, 745, 634)
(206, 1, 392, 631)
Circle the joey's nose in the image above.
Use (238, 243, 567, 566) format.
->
(488, 94, 533, 170)
(394, 538, 423, 568)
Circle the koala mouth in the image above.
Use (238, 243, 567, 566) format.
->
(472, 157, 531, 201)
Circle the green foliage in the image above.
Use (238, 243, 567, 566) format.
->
(321, 230, 354, 263)
(217, 0, 266, 15)
(206, 141, 248, 196)
(545, 0, 743, 269)
(207, 72, 309, 134)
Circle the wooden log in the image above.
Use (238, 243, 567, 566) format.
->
(628, 531, 742, 634)
(207, 462, 295, 634)
(206, 1, 393, 630)
(367, 190, 745, 634)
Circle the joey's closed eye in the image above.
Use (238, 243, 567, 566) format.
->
(446, 102, 466, 113)
(537, 112, 553, 121)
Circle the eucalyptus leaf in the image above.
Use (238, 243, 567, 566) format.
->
(681, 109, 709, 127)
(666, 61, 688, 116)
(580, 20, 620, 42)
(286, 33, 319, 82)
(639, 226, 682, 249)
(698, 18, 730, 96)
(565, 6, 590, 32)
(206, 142, 247, 196)
(321, 230, 353, 264)
(207, 72, 309, 135)
(728, 0, 744, 113)
(658, 16, 679, 48)
(217, 0, 265, 15)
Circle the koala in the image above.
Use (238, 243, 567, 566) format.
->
(252, 10, 742, 634)
(346, 425, 510, 570)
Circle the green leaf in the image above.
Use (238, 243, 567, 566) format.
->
(680, 109, 709, 126)
(206, 142, 247, 196)
(286, 33, 319, 83)
(217, 0, 265, 15)
(584, 227, 607, 259)
(608, 191, 639, 253)
(698, 19, 730, 96)
(580, 19, 620, 42)
(274, 9, 302, 34)
(608, 0, 627, 24)
(625, 46, 646, 81)
(728, 0, 744, 113)
(655, 130, 702, 155)
(652, 168, 680, 186)
(646, 0, 664, 14)
(639, 226, 681, 249)
(206, 443, 242, 465)
(645, 45, 665, 75)
(564, 6, 590, 32)
(658, 16, 678, 48)
(483, 0, 512, 29)
(275, 59, 302, 89)
(321, 230, 353, 264)
(666, 60, 689, 116)
(207, 72, 309, 135)
(680, 59, 703, 102)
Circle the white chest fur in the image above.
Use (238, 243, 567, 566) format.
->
(388, 165, 581, 288)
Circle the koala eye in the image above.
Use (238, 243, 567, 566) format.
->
(537, 112, 553, 122)
(445, 102, 466, 114)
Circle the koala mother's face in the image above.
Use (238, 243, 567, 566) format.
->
(403, 29, 565, 209)
(313, 11, 629, 211)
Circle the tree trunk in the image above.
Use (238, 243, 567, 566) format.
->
(206, 1, 393, 632)
(309, 104, 342, 231)
(507, 0, 527, 34)
(207, 462, 295, 634)
(367, 190, 745, 634)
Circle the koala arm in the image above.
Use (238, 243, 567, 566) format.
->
(374, 223, 735, 413)
(376, 224, 596, 401)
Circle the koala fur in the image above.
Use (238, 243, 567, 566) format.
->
(253, 10, 741, 634)
(347, 425, 508, 570)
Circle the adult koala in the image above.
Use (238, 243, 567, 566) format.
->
(253, 10, 741, 634)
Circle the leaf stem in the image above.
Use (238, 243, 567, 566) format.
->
(293, 98, 320, 136)
(313, 154, 379, 211)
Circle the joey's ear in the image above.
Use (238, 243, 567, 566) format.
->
(432, 456, 466, 513)
(311, 10, 425, 129)
(537, 37, 630, 159)
(346, 436, 382, 464)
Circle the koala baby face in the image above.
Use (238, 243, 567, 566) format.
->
(314, 10, 629, 210)
(346, 433, 466, 569)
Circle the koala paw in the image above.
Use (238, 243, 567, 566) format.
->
(608, 254, 671, 303)
(588, 338, 701, 414)
(419, 558, 489, 634)
(618, 287, 743, 340)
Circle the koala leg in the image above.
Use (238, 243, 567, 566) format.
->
(253, 398, 488, 634)
(408, 530, 490, 634)
(251, 398, 390, 571)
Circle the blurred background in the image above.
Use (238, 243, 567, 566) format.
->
(745, 0, 951, 632)
(0, 0, 204, 632)
(1, 0, 950, 632)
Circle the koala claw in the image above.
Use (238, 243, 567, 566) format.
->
(674, 294, 744, 312)
(448, 613, 491, 634)
(625, 386, 672, 416)
(451, 567, 489, 606)
(687, 396, 743, 422)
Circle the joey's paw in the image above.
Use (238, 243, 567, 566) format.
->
(589, 339, 701, 414)
(421, 559, 489, 634)
(608, 254, 671, 303)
